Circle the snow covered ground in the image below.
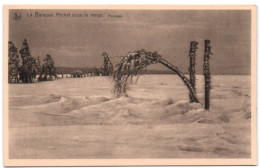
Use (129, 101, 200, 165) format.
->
(8, 75, 251, 159)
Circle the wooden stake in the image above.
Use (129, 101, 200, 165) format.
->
(203, 40, 212, 110)
(189, 41, 198, 102)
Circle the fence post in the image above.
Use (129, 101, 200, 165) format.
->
(203, 40, 212, 110)
(189, 41, 199, 102)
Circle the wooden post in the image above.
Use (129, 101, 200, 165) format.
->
(188, 41, 198, 102)
(203, 40, 212, 110)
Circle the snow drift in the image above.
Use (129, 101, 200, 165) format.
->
(9, 75, 251, 158)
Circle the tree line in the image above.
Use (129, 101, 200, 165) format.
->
(8, 39, 56, 83)
(8, 39, 113, 83)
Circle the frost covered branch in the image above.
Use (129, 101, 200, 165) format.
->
(112, 49, 199, 103)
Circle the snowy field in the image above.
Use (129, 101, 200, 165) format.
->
(8, 75, 251, 159)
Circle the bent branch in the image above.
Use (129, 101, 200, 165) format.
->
(112, 50, 199, 103)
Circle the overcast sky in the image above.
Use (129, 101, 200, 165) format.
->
(9, 9, 251, 74)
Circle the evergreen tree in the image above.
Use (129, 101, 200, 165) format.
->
(19, 39, 31, 62)
(37, 56, 41, 70)
(72, 68, 83, 78)
(39, 54, 57, 81)
(101, 52, 113, 76)
(8, 41, 20, 83)
(19, 39, 38, 83)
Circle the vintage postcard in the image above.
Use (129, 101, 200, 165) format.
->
(4, 5, 257, 166)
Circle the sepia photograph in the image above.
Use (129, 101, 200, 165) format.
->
(3, 5, 257, 166)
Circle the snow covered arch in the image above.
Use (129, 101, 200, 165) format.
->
(112, 50, 199, 103)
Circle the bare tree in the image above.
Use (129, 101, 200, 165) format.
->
(188, 41, 199, 102)
(112, 49, 199, 102)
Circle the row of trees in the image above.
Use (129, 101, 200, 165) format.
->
(9, 39, 113, 83)
(8, 39, 56, 83)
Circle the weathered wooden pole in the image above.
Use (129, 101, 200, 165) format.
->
(188, 41, 199, 102)
(203, 40, 212, 110)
